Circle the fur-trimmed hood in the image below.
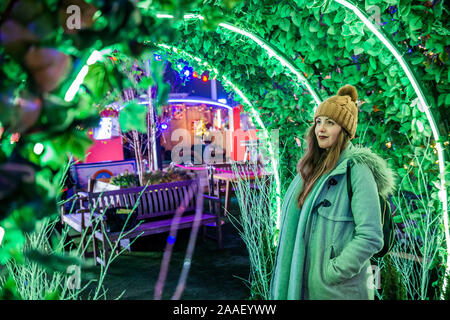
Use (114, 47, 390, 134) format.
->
(338, 142, 397, 198)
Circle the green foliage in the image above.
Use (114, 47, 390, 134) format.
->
(110, 171, 140, 188)
(109, 167, 192, 188)
(119, 102, 148, 133)
(228, 163, 277, 300)
(0, 218, 96, 300)
(142, 167, 192, 185)
(378, 255, 407, 300)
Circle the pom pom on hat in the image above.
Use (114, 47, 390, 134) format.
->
(337, 84, 358, 102)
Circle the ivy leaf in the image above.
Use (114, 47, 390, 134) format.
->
(389, 65, 399, 77)
(425, 36, 445, 53)
(137, 75, 154, 90)
(279, 4, 291, 18)
(290, 12, 302, 27)
(333, 9, 346, 23)
(0, 276, 22, 300)
(344, 10, 357, 24)
(409, 15, 423, 32)
(378, 49, 393, 65)
(363, 37, 382, 56)
(44, 290, 60, 300)
(353, 46, 364, 55)
(352, 35, 363, 44)
(410, 53, 425, 65)
(399, 2, 411, 17)
(309, 20, 319, 33)
(445, 94, 450, 106)
(192, 36, 200, 46)
(350, 21, 365, 36)
(279, 19, 291, 32)
(83, 63, 112, 100)
(154, 82, 170, 113)
(203, 39, 211, 52)
(369, 56, 377, 70)
(341, 24, 352, 37)
(53, 129, 93, 161)
(200, 6, 226, 30)
(327, 25, 336, 35)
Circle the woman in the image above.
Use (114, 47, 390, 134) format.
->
(270, 85, 396, 300)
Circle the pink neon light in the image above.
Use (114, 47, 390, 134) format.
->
(174, 164, 207, 171)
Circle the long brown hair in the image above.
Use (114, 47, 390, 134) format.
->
(296, 124, 350, 208)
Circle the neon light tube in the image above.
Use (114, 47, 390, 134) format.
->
(64, 49, 109, 102)
(167, 98, 233, 110)
(334, 0, 449, 297)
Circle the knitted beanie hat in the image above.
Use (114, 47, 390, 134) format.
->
(314, 85, 359, 139)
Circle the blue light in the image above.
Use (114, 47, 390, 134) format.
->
(167, 235, 176, 244)
(161, 123, 168, 130)
(154, 54, 161, 61)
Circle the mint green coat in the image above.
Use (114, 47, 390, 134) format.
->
(270, 142, 396, 300)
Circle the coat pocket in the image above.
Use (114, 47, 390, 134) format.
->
(323, 245, 338, 286)
(317, 205, 354, 222)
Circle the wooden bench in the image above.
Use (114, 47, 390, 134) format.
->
(62, 179, 222, 266)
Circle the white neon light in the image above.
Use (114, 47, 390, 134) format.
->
(156, 14, 175, 19)
(334, 0, 449, 298)
(167, 98, 232, 110)
(33, 143, 44, 155)
(183, 14, 204, 20)
(86, 50, 103, 65)
(156, 13, 204, 20)
(0, 226, 4, 246)
(64, 65, 89, 102)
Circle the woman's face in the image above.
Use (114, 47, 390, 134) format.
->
(315, 116, 342, 150)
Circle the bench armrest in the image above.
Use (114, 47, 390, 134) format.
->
(202, 194, 221, 202)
